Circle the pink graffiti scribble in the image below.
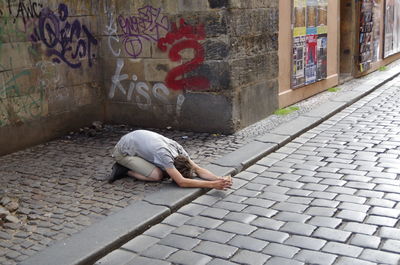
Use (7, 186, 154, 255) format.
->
(158, 18, 209, 91)
(118, 5, 169, 58)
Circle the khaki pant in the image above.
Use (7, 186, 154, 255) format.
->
(113, 148, 155, 177)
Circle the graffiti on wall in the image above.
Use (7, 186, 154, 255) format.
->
(105, 12, 121, 57)
(0, 58, 46, 127)
(108, 58, 184, 117)
(5, 0, 43, 24)
(118, 5, 169, 58)
(105, 5, 186, 118)
(30, 3, 98, 68)
(158, 18, 210, 91)
(0, 1, 98, 127)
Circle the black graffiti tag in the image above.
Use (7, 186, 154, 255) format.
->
(31, 3, 98, 69)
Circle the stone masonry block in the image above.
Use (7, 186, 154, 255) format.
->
(151, 42, 169, 59)
(7, 91, 48, 123)
(229, 8, 278, 36)
(229, 0, 278, 9)
(118, 37, 152, 59)
(0, 43, 34, 70)
(180, 92, 233, 134)
(186, 60, 231, 91)
(48, 86, 74, 114)
(230, 54, 277, 88)
(177, 0, 209, 11)
(230, 33, 278, 60)
(73, 84, 95, 107)
(204, 39, 229, 60)
(144, 59, 179, 82)
(208, 0, 229, 9)
(238, 80, 279, 128)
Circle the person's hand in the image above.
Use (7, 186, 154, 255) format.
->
(212, 176, 232, 190)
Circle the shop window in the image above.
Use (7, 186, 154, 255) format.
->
(292, 0, 328, 88)
(358, 0, 381, 72)
(384, 0, 400, 57)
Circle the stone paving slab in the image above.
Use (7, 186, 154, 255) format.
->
(93, 75, 400, 265)
(19, 201, 170, 265)
(2, 61, 400, 265)
(212, 141, 278, 171)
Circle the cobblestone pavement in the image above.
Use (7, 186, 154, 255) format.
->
(95, 78, 400, 265)
(0, 63, 399, 265)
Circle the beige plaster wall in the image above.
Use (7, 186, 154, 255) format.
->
(278, 0, 340, 108)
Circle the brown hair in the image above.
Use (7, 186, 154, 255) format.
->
(174, 155, 194, 179)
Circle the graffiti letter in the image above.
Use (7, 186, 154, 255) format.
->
(109, 59, 128, 98)
(135, 82, 151, 110)
(105, 12, 121, 57)
(158, 19, 209, 91)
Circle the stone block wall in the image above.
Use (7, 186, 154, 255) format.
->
(0, 0, 279, 155)
(102, 0, 279, 133)
(0, 0, 103, 155)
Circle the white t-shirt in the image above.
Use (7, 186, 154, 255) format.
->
(114, 130, 189, 170)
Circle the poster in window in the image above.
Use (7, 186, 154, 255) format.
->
(291, 0, 328, 88)
(292, 36, 306, 87)
(359, 0, 375, 72)
(317, 0, 328, 29)
(307, 0, 318, 30)
(384, 0, 400, 57)
(317, 34, 328, 80)
(372, 0, 381, 62)
(305, 34, 317, 84)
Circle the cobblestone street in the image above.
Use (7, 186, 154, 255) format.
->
(95, 77, 400, 264)
(0, 125, 251, 264)
(1, 66, 400, 265)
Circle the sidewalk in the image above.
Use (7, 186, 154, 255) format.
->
(91, 73, 400, 265)
(1, 61, 399, 265)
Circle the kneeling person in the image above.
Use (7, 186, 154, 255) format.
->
(109, 130, 232, 190)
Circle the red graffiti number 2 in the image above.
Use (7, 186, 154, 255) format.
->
(158, 19, 210, 91)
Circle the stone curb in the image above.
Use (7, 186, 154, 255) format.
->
(20, 66, 400, 265)
(19, 201, 170, 265)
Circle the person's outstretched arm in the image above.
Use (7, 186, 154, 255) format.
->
(166, 168, 232, 190)
(189, 159, 231, 181)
